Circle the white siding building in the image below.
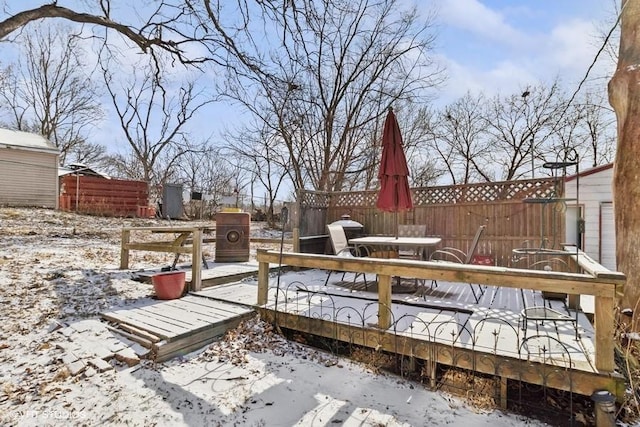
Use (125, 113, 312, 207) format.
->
(0, 129, 60, 208)
(564, 163, 616, 270)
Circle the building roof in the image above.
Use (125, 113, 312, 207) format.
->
(566, 162, 613, 182)
(0, 128, 59, 154)
(58, 163, 110, 179)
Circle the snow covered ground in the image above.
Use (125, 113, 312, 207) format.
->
(0, 207, 548, 426)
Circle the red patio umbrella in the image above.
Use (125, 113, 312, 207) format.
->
(376, 107, 413, 238)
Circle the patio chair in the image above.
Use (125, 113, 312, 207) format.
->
(429, 225, 487, 303)
(323, 224, 370, 289)
(395, 224, 428, 287)
(397, 224, 428, 260)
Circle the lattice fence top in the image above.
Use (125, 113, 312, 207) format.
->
(299, 178, 557, 208)
(413, 179, 557, 205)
(300, 191, 332, 208)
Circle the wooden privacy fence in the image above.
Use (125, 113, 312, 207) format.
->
(60, 175, 149, 217)
(294, 178, 566, 266)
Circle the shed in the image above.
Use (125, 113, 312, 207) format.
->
(564, 163, 615, 270)
(0, 128, 59, 208)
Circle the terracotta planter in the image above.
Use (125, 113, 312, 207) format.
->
(152, 271, 186, 300)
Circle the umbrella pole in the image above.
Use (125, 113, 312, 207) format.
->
(395, 176, 399, 239)
(395, 211, 398, 239)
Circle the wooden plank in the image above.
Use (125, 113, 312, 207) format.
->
(110, 321, 161, 343)
(198, 270, 261, 288)
(194, 282, 258, 301)
(123, 226, 210, 233)
(250, 237, 293, 244)
(102, 309, 191, 339)
(129, 305, 207, 329)
(111, 308, 194, 336)
(181, 294, 253, 312)
(134, 304, 216, 328)
(564, 245, 625, 281)
(102, 311, 176, 340)
(124, 242, 193, 254)
(105, 324, 154, 349)
(162, 296, 252, 318)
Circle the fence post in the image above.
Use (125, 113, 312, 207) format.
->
(191, 228, 202, 292)
(257, 249, 269, 305)
(120, 229, 130, 269)
(293, 227, 300, 253)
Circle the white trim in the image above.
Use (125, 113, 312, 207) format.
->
(0, 142, 59, 155)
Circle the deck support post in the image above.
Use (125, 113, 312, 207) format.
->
(595, 295, 615, 371)
(378, 274, 392, 329)
(120, 229, 130, 269)
(500, 376, 508, 409)
(406, 356, 416, 373)
(568, 294, 580, 310)
(429, 360, 437, 389)
(191, 228, 202, 292)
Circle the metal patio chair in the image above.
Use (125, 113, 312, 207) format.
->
(323, 223, 370, 289)
(429, 224, 487, 303)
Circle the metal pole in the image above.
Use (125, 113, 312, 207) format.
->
(75, 173, 79, 211)
(530, 138, 535, 178)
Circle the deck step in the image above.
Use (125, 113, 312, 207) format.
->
(101, 294, 255, 362)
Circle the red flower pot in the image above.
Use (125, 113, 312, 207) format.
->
(152, 271, 186, 300)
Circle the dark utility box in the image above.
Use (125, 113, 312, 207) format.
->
(215, 212, 251, 262)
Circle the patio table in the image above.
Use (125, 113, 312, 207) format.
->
(349, 235, 441, 260)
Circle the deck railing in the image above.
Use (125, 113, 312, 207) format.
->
(256, 248, 624, 373)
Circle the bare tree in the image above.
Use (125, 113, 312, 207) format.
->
(428, 93, 493, 184)
(608, 0, 640, 329)
(577, 89, 617, 167)
(0, 2, 214, 66)
(66, 142, 108, 166)
(177, 142, 216, 194)
(175, 143, 236, 218)
(225, 122, 290, 225)
(0, 25, 103, 163)
(484, 81, 566, 181)
(99, 53, 214, 187)
(217, 0, 444, 192)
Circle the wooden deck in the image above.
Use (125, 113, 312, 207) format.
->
(254, 250, 626, 402)
(244, 271, 598, 373)
(104, 249, 624, 402)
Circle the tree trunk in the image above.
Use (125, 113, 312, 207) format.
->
(608, 0, 640, 329)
